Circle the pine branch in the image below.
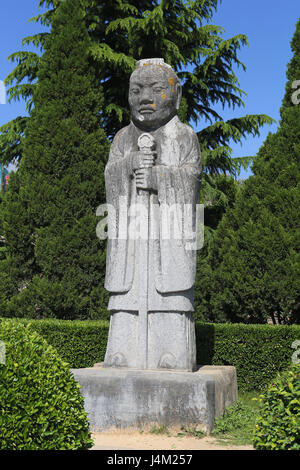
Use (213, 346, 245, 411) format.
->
(89, 43, 135, 72)
(5, 84, 36, 110)
(198, 114, 276, 148)
(5, 52, 40, 87)
(0, 117, 27, 165)
(231, 156, 258, 175)
(21, 33, 49, 50)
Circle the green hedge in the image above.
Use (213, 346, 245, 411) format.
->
(196, 323, 300, 391)
(1, 319, 299, 392)
(0, 320, 93, 450)
(0, 318, 109, 369)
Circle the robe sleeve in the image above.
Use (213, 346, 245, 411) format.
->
(104, 127, 135, 203)
(151, 130, 202, 293)
(104, 127, 136, 293)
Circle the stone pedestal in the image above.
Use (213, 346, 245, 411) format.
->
(72, 365, 238, 434)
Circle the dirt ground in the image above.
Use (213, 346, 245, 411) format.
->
(91, 431, 254, 451)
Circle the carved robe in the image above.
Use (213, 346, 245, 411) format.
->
(104, 115, 202, 312)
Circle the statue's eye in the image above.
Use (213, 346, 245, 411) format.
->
(153, 87, 163, 93)
(130, 88, 140, 94)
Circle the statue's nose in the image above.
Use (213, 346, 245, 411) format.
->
(139, 87, 153, 104)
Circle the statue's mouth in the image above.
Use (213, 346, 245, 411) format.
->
(139, 108, 155, 114)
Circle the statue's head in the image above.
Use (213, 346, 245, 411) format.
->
(129, 58, 182, 131)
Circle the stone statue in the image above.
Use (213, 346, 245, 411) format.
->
(103, 58, 202, 371)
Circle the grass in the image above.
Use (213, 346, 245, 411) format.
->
(144, 392, 261, 447)
(210, 391, 260, 446)
(149, 425, 170, 436)
(172, 392, 260, 446)
(177, 427, 206, 439)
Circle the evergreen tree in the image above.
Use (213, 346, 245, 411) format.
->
(1, 0, 273, 202)
(0, 0, 274, 320)
(0, 0, 110, 319)
(197, 19, 300, 324)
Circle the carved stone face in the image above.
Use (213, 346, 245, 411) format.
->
(129, 65, 181, 131)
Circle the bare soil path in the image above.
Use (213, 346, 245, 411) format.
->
(91, 431, 254, 451)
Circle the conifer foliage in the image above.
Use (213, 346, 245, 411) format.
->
(2, 1, 273, 179)
(0, 0, 110, 319)
(196, 20, 300, 324)
(0, 0, 275, 320)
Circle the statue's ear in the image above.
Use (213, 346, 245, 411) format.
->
(175, 83, 182, 110)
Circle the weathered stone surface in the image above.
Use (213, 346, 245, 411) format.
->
(104, 311, 197, 371)
(103, 58, 202, 371)
(72, 365, 238, 433)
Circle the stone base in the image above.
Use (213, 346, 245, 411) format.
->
(72, 365, 238, 434)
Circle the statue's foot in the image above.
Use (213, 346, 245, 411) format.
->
(105, 352, 127, 368)
(158, 352, 177, 369)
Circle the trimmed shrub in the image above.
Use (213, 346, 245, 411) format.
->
(2, 318, 109, 369)
(196, 323, 300, 391)
(253, 363, 300, 450)
(1, 318, 299, 392)
(0, 320, 94, 450)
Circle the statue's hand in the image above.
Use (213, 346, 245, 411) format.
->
(132, 151, 156, 170)
(135, 168, 157, 191)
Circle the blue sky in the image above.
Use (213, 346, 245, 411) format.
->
(0, 0, 299, 177)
